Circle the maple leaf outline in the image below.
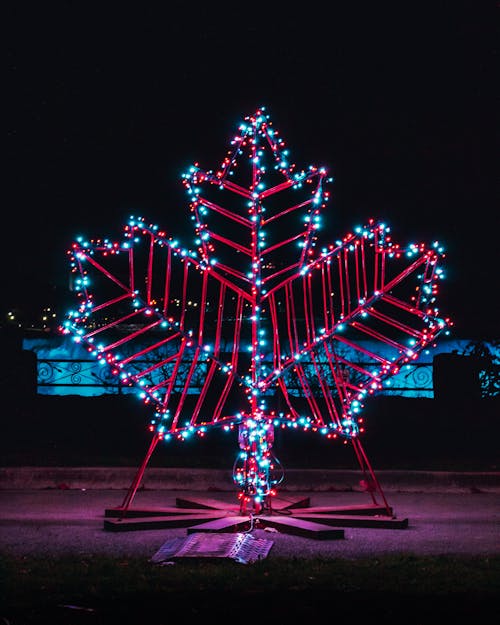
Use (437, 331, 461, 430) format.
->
(62, 107, 451, 443)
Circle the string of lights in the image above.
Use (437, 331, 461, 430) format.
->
(61, 107, 451, 512)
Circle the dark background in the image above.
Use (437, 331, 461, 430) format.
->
(5, 2, 498, 338)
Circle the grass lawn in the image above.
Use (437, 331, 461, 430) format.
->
(1, 553, 499, 624)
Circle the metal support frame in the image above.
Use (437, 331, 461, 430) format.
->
(103, 436, 408, 538)
(63, 110, 446, 539)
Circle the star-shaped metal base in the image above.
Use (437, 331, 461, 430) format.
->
(104, 494, 408, 539)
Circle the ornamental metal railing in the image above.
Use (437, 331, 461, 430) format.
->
(36, 358, 435, 398)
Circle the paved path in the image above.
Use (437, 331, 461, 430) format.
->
(1, 489, 499, 560)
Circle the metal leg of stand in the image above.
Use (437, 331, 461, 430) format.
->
(119, 433, 160, 512)
(352, 436, 392, 515)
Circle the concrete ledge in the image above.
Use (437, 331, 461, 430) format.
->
(1, 467, 499, 493)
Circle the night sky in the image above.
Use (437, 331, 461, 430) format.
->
(5, 2, 498, 339)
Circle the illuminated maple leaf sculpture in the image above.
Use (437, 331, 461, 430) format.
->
(62, 108, 451, 516)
